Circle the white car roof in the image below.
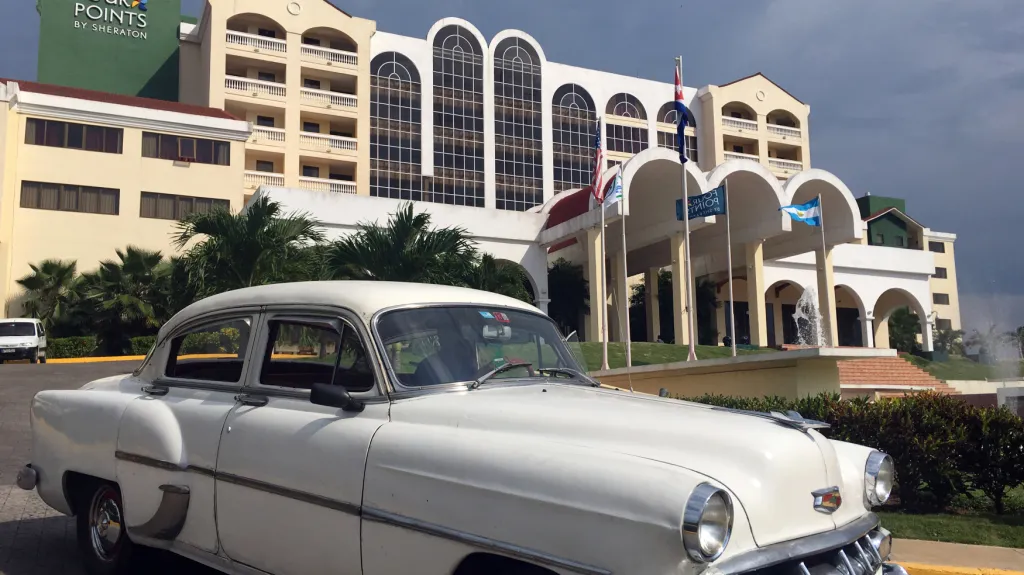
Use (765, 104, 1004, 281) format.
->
(0, 318, 40, 324)
(159, 281, 541, 338)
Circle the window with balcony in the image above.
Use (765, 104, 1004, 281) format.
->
(257, 28, 277, 38)
(933, 267, 948, 279)
(607, 124, 648, 155)
(551, 84, 596, 193)
(257, 71, 277, 83)
(371, 51, 424, 202)
(255, 160, 275, 172)
(933, 293, 950, 305)
(494, 37, 543, 212)
(304, 78, 322, 90)
(256, 116, 276, 128)
(141, 192, 229, 220)
(25, 118, 122, 154)
(20, 180, 119, 215)
(928, 241, 946, 253)
(302, 166, 321, 178)
(303, 121, 321, 133)
(430, 25, 485, 207)
(142, 133, 230, 166)
(302, 36, 321, 46)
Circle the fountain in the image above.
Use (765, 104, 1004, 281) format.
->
(793, 287, 824, 346)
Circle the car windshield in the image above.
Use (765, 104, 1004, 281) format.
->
(376, 306, 585, 387)
(0, 322, 34, 337)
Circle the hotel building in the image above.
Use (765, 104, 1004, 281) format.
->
(0, 0, 960, 352)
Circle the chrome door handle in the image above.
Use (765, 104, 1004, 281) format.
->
(235, 394, 268, 407)
(143, 385, 169, 396)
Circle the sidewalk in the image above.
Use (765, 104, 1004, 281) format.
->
(893, 538, 1024, 574)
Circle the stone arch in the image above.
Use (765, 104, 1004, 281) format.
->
(606, 93, 648, 120)
(783, 169, 862, 245)
(369, 51, 420, 83)
(226, 13, 286, 37)
(767, 109, 801, 128)
(704, 159, 791, 244)
(426, 18, 487, 56)
(617, 146, 707, 215)
(722, 101, 757, 121)
(302, 26, 357, 52)
(871, 288, 930, 351)
(657, 101, 696, 127)
(489, 29, 547, 64)
(765, 280, 807, 346)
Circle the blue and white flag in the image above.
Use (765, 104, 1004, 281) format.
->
(676, 184, 727, 221)
(779, 197, 822, 226)
(607, 170, 624, 204)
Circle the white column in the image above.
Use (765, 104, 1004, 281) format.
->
(862, 312, 875, 348)
(745, 241, 768, 347)
(815, 245, 838, 347)
(585, 228, 605, 343)
(670, 232, 690, 346)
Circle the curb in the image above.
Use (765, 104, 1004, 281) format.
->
(903, 563, 1024, 575)
(48, 356, 145, 364)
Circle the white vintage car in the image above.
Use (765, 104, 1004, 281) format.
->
(18, 282, 904, 575)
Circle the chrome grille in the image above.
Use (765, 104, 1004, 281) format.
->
(744, 532, 885, 575)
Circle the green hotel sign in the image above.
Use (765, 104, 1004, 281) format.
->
(37, 0, 183, 101)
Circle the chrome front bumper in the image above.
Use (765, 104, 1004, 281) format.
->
(715, 513, 901, 575)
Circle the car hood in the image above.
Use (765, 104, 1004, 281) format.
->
(0, 337, 37, 347)
(390, 382, 849, 547)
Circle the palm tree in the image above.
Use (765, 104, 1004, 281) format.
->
(173, 196, 324, 297)
(15, 259, 79, 329)
(81, 246, 168, 354)
(463, 254, 532, 303)
(326, 202, 477, 284)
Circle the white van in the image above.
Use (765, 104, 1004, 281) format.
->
(0, 318, 47, 364)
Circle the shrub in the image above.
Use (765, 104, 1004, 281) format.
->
(47, 336, 98, 359)
(680, 392, 1024, 513)
(130, 336, 156, 356)
(180, 328, 242, 355)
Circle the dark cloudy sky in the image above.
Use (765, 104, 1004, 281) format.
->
(2, 0, 1021, 333)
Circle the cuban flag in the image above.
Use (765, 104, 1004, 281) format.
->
(591, 117, 605, 203)
(780, 197, 822, 226)
(674, 67, 693, 164)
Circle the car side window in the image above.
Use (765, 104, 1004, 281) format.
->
(164, 317, 253, 383)
(259, 318, 376, 393)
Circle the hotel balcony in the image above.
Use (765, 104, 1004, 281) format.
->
(300, 86, 358, 113)
(722, 116, 758, 134)
(249, 126, 286, 149)
(767, 123, 802, 141)
(299, 131, 358, 158)
(244, 170, 285, 190)
(768, 157, 803, 176)
(298, 176, 356, 194)
(225, 30, 287, 59)
(724, 150, 760, 162)
(225, 75, 287, 103)
(301, 44, 358, 69)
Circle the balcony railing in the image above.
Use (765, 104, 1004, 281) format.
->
(225, 75, 287, 98)
(724, 151, 760, 162)
(300, 87, 357, 110)
(298, 176, 356, 194)
(226, 30, 287, 53)
(722, 117, 758, 132)
(299, 131, 357, 153)
(244, 170, 285, 188)
(767, 124, 802, 139)
(250, 126, 286, 147)
(769, 158, 803, 171)
(301, 44, 358, 66)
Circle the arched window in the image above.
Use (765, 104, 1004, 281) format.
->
(551, 84, 596, 193)
(655, 102, 698, 162)
(370, 52, 423, 201)
(494, 37, 543, 212)
(606, 93, 647, 120)
(429, 25, 485, 207)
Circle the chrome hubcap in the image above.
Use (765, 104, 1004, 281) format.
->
(89, 487, 122, 561)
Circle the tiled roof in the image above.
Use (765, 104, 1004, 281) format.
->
(3, 78, 240, 120)
(862, 206, 923, 228)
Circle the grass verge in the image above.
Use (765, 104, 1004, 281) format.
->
(878, 511, 1024, 548)
(577, 342, 773, 371)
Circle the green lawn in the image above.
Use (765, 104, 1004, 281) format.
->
(878, 511, 1024, 548)
(576, 342, 774, 371)
(902, 354, 1024, 381)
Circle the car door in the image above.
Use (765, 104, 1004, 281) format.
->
(215, 308, 389, 575)
(116, 311, 259, 553)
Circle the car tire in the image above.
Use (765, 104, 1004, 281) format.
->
(76, 482, 139, 575)
(29, 357, 37, 364)
(40, 356, 47, 364)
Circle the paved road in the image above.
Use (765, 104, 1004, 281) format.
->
(0, 362, 216, 574)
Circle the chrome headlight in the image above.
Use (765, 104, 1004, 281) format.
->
(682, 483, 734, 563)
(864, 451, 894, 507)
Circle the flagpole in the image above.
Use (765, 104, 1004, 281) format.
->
(817, 193, 829, 347)
(600, 168, 609, 371)
(726, 180, 737, 358)
(677, 57, 697, 361)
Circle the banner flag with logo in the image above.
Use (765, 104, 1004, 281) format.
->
(676, 184, 727, 221)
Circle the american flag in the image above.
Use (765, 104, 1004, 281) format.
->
(591, 117, 605, 203)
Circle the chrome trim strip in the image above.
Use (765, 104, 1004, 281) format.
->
(114, 451, 359, 516)
(715, 513, 879, 575)
(128, 484, 191, 540)
(362, 507, 611, 575)
(216, 472, 360, 516)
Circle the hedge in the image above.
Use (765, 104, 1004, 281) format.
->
(130, 336, 156, 356)
(682, 393, 1024, 514)
(46, 336, 98, 359)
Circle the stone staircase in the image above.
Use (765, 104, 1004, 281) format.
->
(837, 356, 959, 396)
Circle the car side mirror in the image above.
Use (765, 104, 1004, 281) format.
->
(310, 383, 364, 412)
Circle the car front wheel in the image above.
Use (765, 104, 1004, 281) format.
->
(77, 482, 138, 575)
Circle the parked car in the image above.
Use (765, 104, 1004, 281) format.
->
(0, 317, 47, 364)
(18, 281, 904, 575)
